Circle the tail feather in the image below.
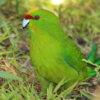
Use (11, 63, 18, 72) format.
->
(87, 43, 98, 62)
(86, 43, 98, 77)
(95, 60, 100, 65)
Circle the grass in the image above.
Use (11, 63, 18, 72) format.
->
(0, 0, 100, 100)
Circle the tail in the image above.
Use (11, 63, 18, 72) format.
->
(86, 43, 100, 77)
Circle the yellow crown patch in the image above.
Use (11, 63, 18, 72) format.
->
(27, 8, 39, 15)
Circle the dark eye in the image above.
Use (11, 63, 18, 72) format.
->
(34, 15, 40, 20)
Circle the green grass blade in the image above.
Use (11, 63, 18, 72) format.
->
(0, 71, 22, 82)
(55, 81, 78, 100)
(0, 28, 10, 43)
(80, 91, 93, 100)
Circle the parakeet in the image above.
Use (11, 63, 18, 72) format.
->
(22, 8, 97, 93)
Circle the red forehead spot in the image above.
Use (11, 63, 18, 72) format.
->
(24, 14, 33, 19)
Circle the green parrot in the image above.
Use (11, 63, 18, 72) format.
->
(22, 8, 97, 93)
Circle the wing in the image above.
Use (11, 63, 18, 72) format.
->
(62, 36, 87, 72)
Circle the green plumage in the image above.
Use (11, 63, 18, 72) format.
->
(23, 9, 97, 93)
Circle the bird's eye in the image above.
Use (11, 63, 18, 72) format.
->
(34, 15, 40, 20)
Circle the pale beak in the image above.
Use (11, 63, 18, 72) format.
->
(22, 18, 30, 29)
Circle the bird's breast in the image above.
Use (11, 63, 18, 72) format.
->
(30, 33, 62, 67)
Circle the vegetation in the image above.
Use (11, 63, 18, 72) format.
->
(0, 0, 100, 99)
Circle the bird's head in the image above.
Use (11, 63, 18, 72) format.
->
(22, 8, 60, 34)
